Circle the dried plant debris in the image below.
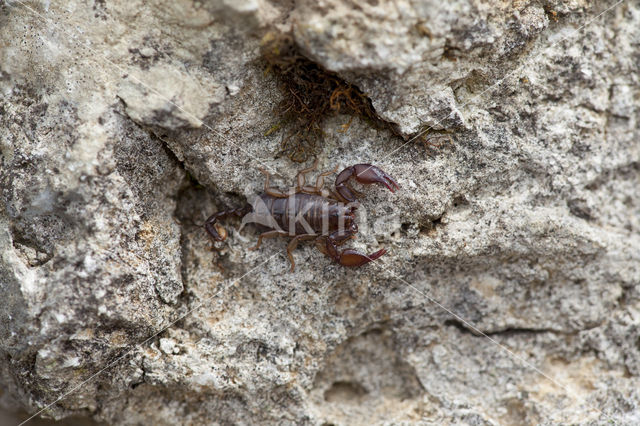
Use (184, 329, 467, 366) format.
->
(261, 33, 394, 162)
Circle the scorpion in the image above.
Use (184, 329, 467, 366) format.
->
(204, 160, 400, 271)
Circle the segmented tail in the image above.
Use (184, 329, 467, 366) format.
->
(204, 205, 252, 241)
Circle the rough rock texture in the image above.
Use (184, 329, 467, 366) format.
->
(1, 0, 639, 424)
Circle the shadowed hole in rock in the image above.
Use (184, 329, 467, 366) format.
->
(452, 195, 469, 208)
(313, 327, 424, 414)
(324, 381, 368, 403)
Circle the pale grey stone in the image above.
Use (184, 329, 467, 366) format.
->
(1, 0, 639, 425)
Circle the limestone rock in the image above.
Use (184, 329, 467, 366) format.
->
(1, 0, 639, 424)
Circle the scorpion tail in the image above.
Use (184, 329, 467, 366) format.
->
(204, 205, 252, 242)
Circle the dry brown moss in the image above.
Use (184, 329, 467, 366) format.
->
(261, 33, 393, 162)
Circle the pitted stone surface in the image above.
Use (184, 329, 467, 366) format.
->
(1, 1, 639, 424)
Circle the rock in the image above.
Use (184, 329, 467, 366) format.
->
(1, 0, 639, 424)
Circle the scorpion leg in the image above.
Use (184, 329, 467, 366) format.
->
(257, 168, 289, 198)
(300, 164, 339, 195)
(335, 164, 400, 202)
(296, 158, 319, 189)
(311, 165, 339, 192)
(287, 234, 317, 272)
(250, 230, 289, 251)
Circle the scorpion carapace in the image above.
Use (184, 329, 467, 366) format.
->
(205, 160, 400, 271)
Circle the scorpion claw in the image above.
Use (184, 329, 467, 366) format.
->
(338, 248, 387, 267)
(335, 164, 400, 202)
(356, 164, 400, 193)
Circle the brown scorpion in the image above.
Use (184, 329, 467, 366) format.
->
(204, 160, 400, 271)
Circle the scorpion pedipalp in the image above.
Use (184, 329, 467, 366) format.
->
(336, 248, 387, 267)
(316, 232, 387, 267)
(335, 164, 400, 202)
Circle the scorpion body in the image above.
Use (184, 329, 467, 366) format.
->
(256, 192, 353, 235)
(205, 161, 399, 271)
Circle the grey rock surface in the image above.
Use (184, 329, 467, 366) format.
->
(1, 0, 639, 425)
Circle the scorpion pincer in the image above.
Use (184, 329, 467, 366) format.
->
(205, 160, 400, 271)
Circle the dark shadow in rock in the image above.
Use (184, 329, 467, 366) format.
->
(313, 327, 424, 406)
